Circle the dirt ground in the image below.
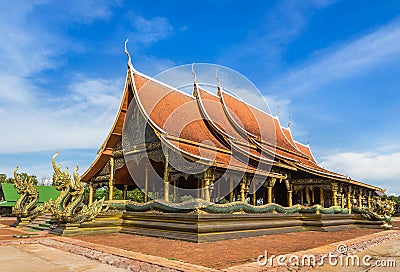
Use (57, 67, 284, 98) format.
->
(75, 229, 383, 269)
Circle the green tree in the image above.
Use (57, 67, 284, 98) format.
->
(0, 174, 6, 183)
(127, 188, 145, 203)
(0, 173, 37, 185)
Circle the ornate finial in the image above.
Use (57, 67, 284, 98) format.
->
(216, 68, 222, 97)
(288, 116, 291, 128)
(192, 63, 198, 97)
(124, 39, 135, 72)
(276, 105, 280, 117)
(307, 135, 310, 145)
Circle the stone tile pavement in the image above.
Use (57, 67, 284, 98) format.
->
(0, 216, 399, 271)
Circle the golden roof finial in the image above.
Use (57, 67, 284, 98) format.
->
(124, 38, 135, 72)
(192, 63, 198, 97)
(216, 68, 222, 97)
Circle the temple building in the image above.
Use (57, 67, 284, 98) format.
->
(81, 52, 383, 214)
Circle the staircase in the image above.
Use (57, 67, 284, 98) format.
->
(25, 213, 55, 231)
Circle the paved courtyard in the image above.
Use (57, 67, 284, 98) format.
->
(0, 217, 398, 271)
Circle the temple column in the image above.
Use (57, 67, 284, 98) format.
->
(229, 178, 234, 202)
(358, 192, 363, 209)
(331, 183, 338, 206)
(109, 157, 114, 201)
(267, 178, 276, 204)
(300, 187, 304, 205)
(197, 180, 200, 199)
(347, 185, 352, 213)
(285, 179, 292, 207)
(203, 168, 213, 202)
(341, 193, 345, 208)
(319, 188, 324, 207)
(123, 185, 128, 200)
(88, 181, 94, 205)
(163, 150, 169, 202)
(173, 180, 177, 203)
(305, 186, 311, 205)
(217, 180, 221, 202)
(311, 186, 315, 204)
(287, 190, 293, 207)
(144, 163, 149, 202)
(204, 180, 210, 202)
(368, 191, 372, 209)
(200, 180, 204, 199)
(252, 181, 257, 206)
(240, 181, 246, 203)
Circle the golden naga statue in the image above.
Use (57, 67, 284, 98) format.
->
(12, 166, 39, 220)
(374, 198, 396, 217)
(50, 151, 105, 224)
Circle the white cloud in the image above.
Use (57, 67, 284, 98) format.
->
(0, 76, 124, 153)
(320, 151, 400, 195)
(130, 14, 174, 45)
(271, 20, 400, 95)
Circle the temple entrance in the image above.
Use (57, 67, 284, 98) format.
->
(274, 181, 288, 206)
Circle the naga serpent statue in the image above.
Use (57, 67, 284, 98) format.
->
(12, 167, 51, 222)
(12, 166, 39, 220)
(50, 151, 105, 224)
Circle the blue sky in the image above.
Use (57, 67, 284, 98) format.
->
(0, 0, 400, 194)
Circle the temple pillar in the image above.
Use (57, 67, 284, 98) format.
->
(358, 190, 363, 208)
(311, 186, 315, 204)
(252, 181, 257, 206)
(287, 190, 293, 207)
(267, 178, 276, 204)
(341, 193, 345, 209)
(173, 180, 177, 203)
(88, 181, 94, 206)
(204, 180, 210, 202)
(144, 163, 149, 202)
(197, 180, 200, 199)
(300, 187, 304, 205)
(240, 181, 246, 203)
(347, 185, 352, 213)
(305, 186, 311, 205)
(152, 183, 156, 200)
(331, 183, 338, 206)
(319, 188, 324, 207)
(285, 179, 292, 207)
(123, 185, 128, 200)
(200, 180, 204, 199)
(109, 157, 114, 201)
(217, 180, 221, 202)
(368, 191, 372, 209)
(229, 178, 234, 202)
(203, 168, 213, 202)
(163, 150, 169, 202)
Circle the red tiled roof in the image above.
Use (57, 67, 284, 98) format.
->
(81, 67, 383, 191)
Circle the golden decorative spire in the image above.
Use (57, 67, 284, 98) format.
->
(124, 38, 136, 72)
(216, 68, 221, 97)
(192, 63, 198, 97)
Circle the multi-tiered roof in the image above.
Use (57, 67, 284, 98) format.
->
(81, 61, 382, 192)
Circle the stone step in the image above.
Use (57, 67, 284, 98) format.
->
(25, 213, 54, 231)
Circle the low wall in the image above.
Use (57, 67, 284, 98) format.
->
(51, 210, 390, 242)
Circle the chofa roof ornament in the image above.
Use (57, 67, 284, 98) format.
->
(124, 38, 137, 73)
(192, 63, 198, 97)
